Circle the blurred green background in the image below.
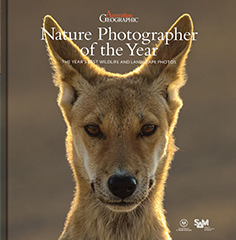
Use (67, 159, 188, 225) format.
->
(8, 0, 236, 239)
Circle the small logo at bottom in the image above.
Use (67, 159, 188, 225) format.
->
(176, 218, 192, 232)
(180, 219, 188, 228)
(194, 219, 215, 231)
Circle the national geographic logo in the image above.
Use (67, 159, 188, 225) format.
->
(99, 10, 139, 23)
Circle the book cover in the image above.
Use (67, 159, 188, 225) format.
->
(2, 1, 236, 239)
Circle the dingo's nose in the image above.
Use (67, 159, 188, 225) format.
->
(108, 175, 137, 199)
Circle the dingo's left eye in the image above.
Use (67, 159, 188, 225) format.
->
(141, 124, 157, 137)
(84, 125, 102, 138)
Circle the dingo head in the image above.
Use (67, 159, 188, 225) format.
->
(44, 14, 193, 212)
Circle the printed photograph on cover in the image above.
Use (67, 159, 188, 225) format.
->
(7, 1, 236, 240)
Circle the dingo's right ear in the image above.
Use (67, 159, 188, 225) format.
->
(43, 16, 107, 123)
(43, 15, 105, 82)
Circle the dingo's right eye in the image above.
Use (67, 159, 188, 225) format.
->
(84, 125, 102, 138)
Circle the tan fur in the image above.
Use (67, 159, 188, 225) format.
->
(43, 14, 193, 240)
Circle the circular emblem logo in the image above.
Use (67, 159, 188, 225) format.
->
(180, 219, 188, 228)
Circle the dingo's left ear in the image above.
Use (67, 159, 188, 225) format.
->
(137, 14, 194, 127)
(138, 14, 193, 80)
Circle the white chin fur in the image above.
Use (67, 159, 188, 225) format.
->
(106, 203, 139, 212)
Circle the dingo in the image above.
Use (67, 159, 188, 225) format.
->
(43, 14, 193, 240)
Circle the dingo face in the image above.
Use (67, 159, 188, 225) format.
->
(43, 14, 193, 215)
(71, 77, 170, 211)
